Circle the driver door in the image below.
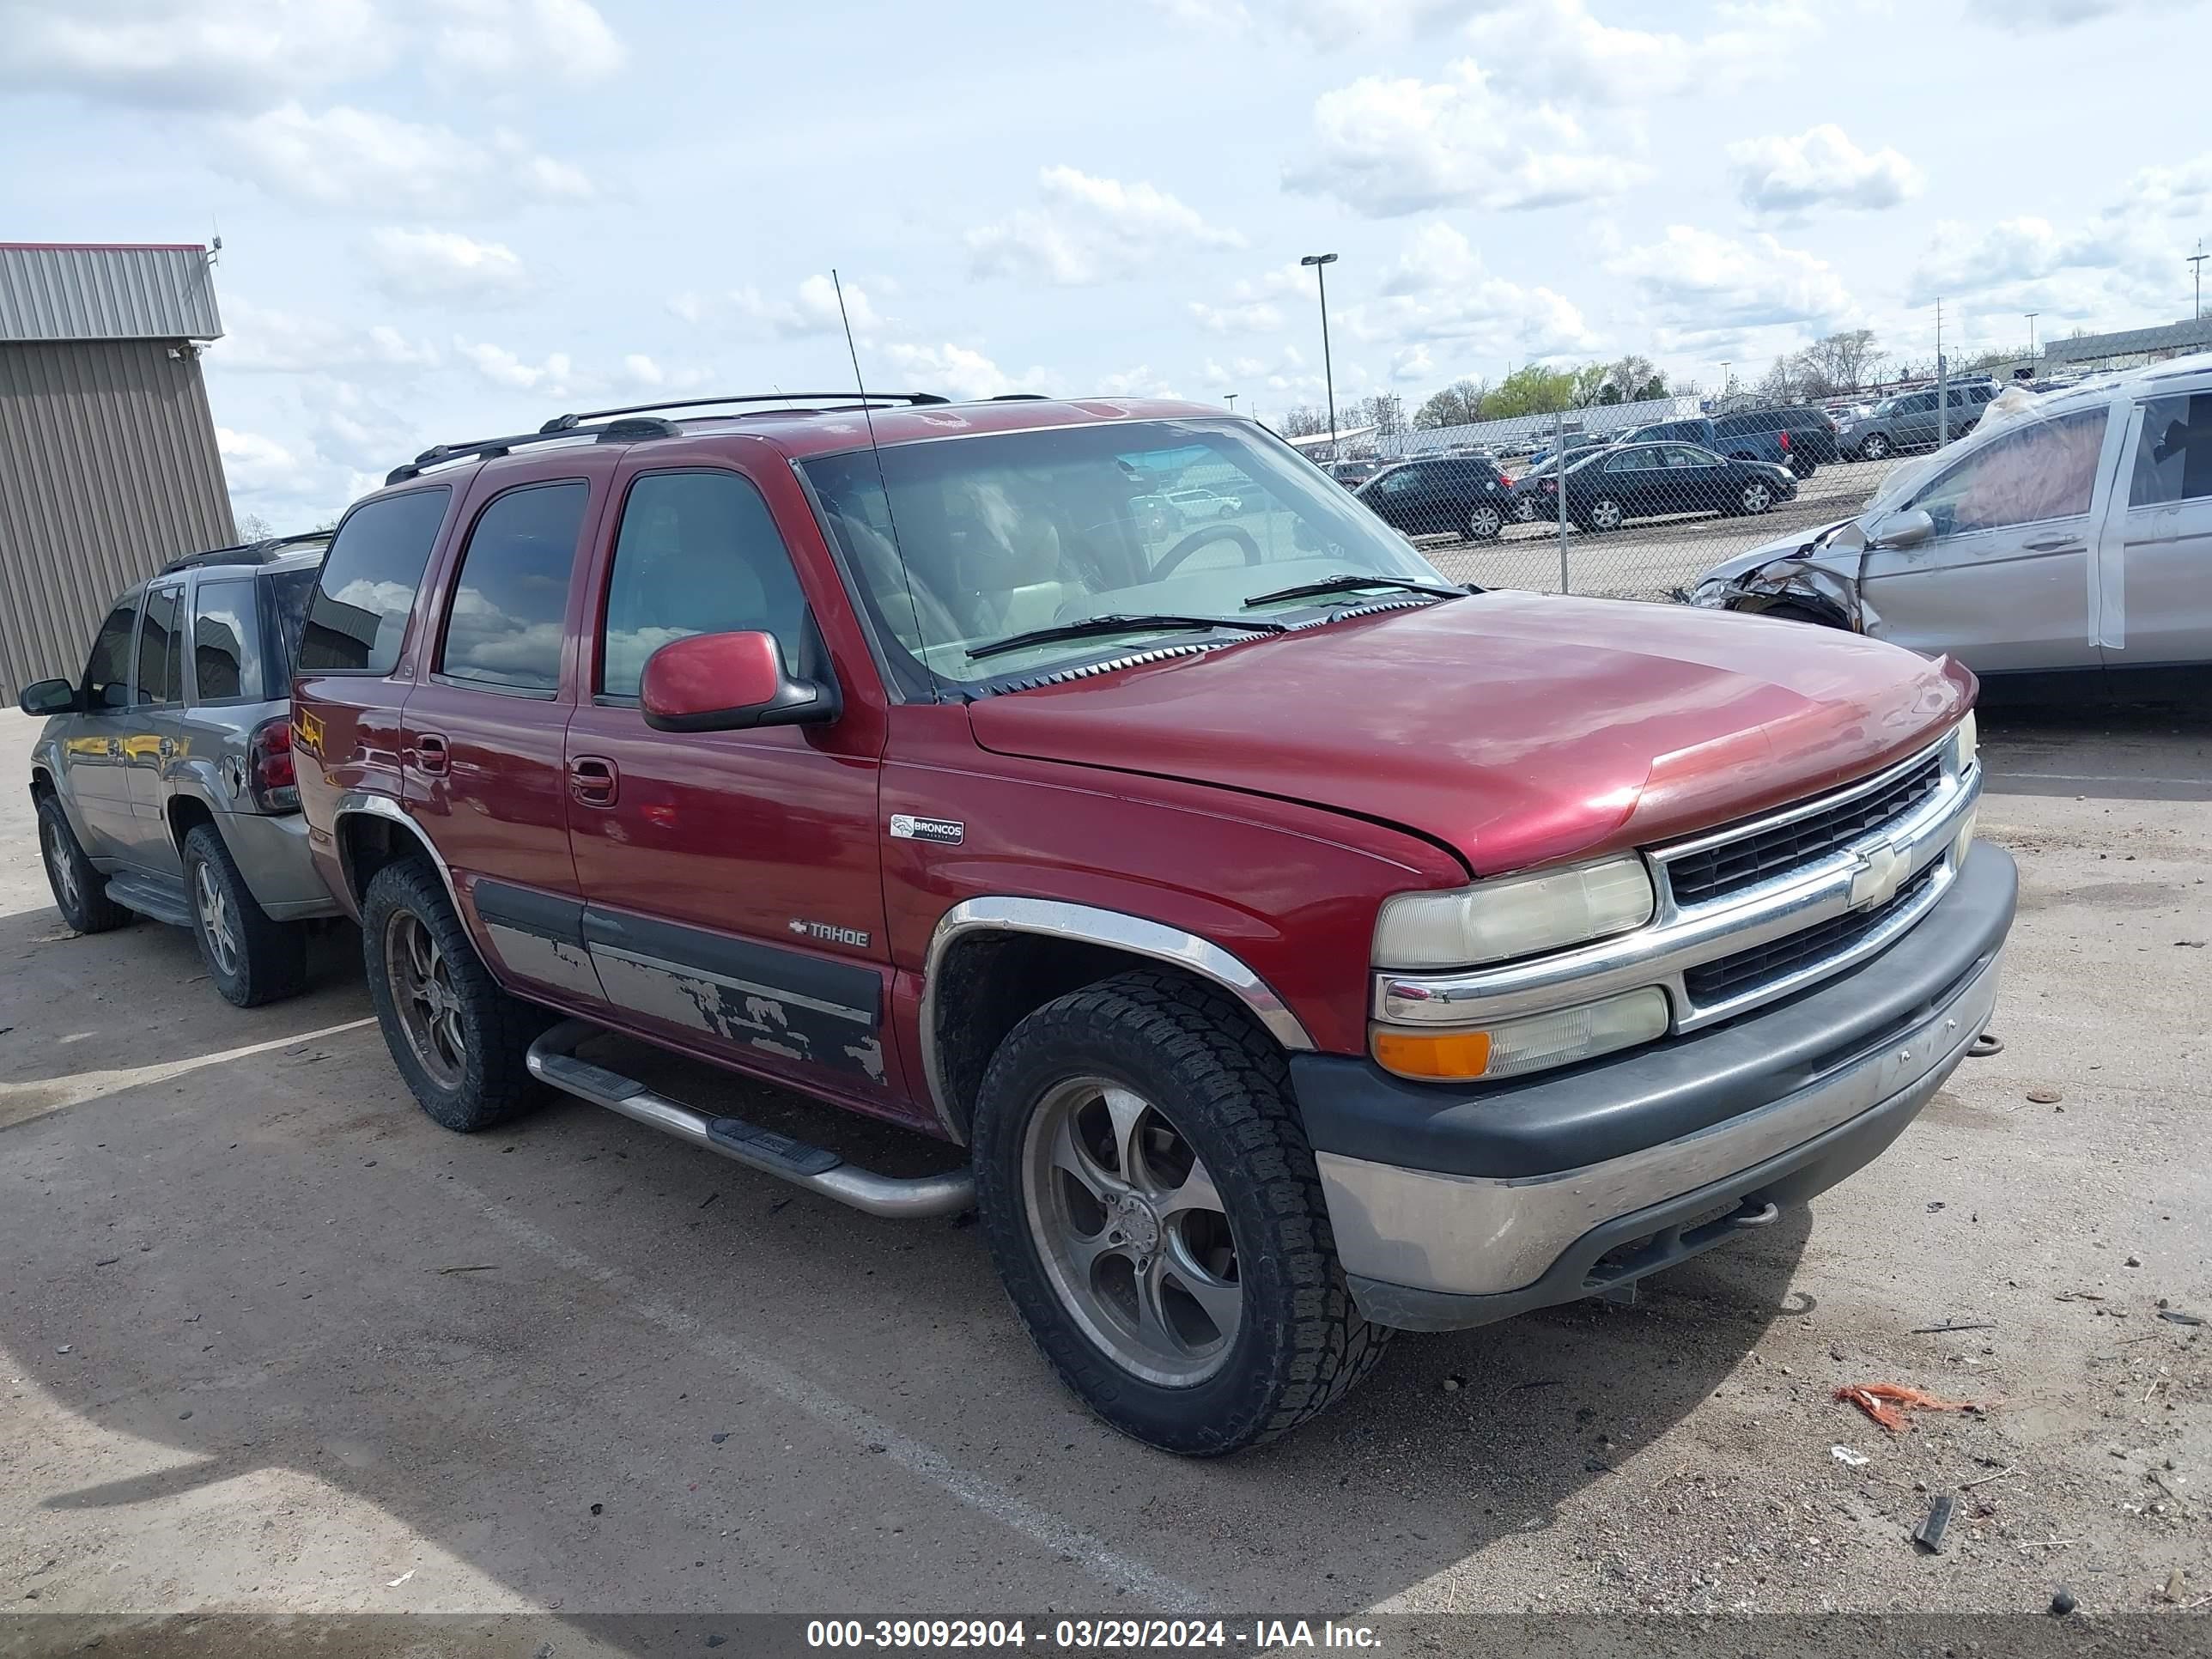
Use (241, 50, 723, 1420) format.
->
(1858, 405, 2118, 674)
(64, 595, 141, 856)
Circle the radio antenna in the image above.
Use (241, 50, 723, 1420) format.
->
(831, 268, 931, 684)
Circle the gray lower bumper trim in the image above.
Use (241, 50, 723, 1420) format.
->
(1320, 945, 1999, 1303)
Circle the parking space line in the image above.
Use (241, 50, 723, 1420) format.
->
(0, 1016, 380, 1131)
(452, 1174, 1212, 1614)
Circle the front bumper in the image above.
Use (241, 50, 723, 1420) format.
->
(1294, 842, 2015, 1331)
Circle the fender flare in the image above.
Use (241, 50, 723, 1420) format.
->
(919, 896, 1315, 1143)
(332, 792, 464, 916)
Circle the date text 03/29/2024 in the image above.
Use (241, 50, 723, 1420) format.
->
(805, 1620, 1382, 1650)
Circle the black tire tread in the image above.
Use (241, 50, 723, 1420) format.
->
(973, 969, 1390, 1454)
(36, 793, 132, 934)
(362, 860, 548, 1132)
(183, 822, 308, 1006)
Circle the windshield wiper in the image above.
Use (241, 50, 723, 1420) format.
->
(967, 613, 1286, 662)
(1241, 573, 1468, 609)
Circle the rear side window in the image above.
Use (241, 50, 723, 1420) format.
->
(137, 586, 183, 707)
(82, 599, 137, 710)
(264, 567, 318, 681)
(2128, 393, 2212, 507)
(299, 487, 453, 674)
(600, 470, 811, 699)
(437, 481, 587, 692)
(191, 579, 265, 702)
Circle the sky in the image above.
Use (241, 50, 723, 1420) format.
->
(3, 0, 2209, 530)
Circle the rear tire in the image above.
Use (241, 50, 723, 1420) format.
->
(1584, 495, 1624, 532)
(971, 969, 1390, 1455)
(1738, 480, 1776, 515)
(36, 793, 131, 934)
(362, 860, 549, 1132)
(1463, 503, 1504, 542)
(1859, 433, 1892, 461)
(184, 823, 308, 1007)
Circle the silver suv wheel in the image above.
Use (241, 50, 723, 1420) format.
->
(1020, 1074, 1243, 1387)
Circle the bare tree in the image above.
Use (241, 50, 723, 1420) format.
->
(1347, 392, 1407, 435)
(234, 511, 276, 542)
(1795, 329, 1884, 397)
(1278, 404, 1328, 438)
(1413, 379, 1489, 428)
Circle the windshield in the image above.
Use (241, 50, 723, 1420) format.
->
(800, 418, 1452, 689)
(1870, 398, 1898, 416)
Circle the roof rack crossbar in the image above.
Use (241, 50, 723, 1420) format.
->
(537, 391, 951, 434)
(158, 531, 331, 575)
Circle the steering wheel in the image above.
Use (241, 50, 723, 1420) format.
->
(1152, 522, 1261, 580)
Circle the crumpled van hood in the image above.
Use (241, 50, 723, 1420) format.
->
(968, 591, 1972, 876)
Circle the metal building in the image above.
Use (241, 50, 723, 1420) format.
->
(1, 242, 234, 703)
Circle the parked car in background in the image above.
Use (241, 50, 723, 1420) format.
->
(1547, 441, 1796, 530)
(1622, 409, 1832, 476)
(21, 534, 341, 1005)
(1328, 459, 1380, 488)
(1507, 441, 1613, 521)
(1681, 356, 2212, 695)
(1165, 486, 1243, 523)
(289, 392, 2006, 1456)
(1837, 383, 1998, 460)
(1354, 453, 1516, 540)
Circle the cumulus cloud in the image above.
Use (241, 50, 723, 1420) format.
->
(1153, 0, 1492, 45)
(0, 0, 626, 106)
(1188, 299, 1285, 334)
(1480, 0, 1816, 104)
(1612, 226, 1852, 339)
(967, 166, 1244, 286)
(1349, 223, 1596, 358)
(214, 299, 442, 373)
(454, 338, 579, 395)
(364, 228, 530, 301)
(215, 103, 592, 216)
(1728, 125, 1923, 216)
(714, 274, 884, 337)
(1962, 0, 2154, 26)
(881, 342, 1052, 402)
(1285, 62, 1641, 216)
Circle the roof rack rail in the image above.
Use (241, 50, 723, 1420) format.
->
(988, 393, 1051, 401)
(159, 531, 331, 575)
(536, 391, 950, 434)
(384, 424, 607, 486)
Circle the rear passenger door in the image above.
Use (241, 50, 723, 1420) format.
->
(403, 468, 604, 1006)
(562, 462, 893, 1103)
(65, 597, 141, 856)
(2106, 390, 2212, 674)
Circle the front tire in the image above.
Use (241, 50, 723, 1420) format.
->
(184, 823, 307, 1006)
(362, 860, 548, 1132)
(971, 970, 1389, 1455)
(1584, 495, 1625, 532)
(1463, 503, 1504, 542)
(36, 793, 131, 934)
(1859, 433, 1892, 461)
(1738, 480, 1776, 515)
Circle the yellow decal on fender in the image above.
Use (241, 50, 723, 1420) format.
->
(295, 709, 325, 755)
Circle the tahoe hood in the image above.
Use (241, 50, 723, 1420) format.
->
(967, 591, 1972, 877)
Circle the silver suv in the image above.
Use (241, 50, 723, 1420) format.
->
(21, 536, 342, 1004)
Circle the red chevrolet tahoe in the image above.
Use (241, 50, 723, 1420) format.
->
(293, 394, 2013, 1455)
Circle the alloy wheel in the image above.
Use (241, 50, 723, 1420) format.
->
(1741, 483, 1773, 514)
(1021, 1076, 1243, 1388)
(1589, 497, 1624, 532)
(1862, 434, 1890, 460)
(386, 908, 466, 1090)
(46, 823, 81, 915)
(1468, 505, 1502, 540)
(194, 861, 240, 977)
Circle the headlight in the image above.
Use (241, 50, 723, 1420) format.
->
(1952, 709, 1978, 773)
(1371, 988, 1669, 1081)
(1373, 854, 1655, 970)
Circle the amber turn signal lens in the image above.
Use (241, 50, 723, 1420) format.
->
(1370, 1027, 1493, 1080)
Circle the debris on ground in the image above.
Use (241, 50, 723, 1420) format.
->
(434, 1263, 500, 1275)
(1832, 1445, 1869, 1468)
(2050, 1587, 2076, 1616)
(1912, 1492, 1955, 1553)
(2162, 1570, 2188, 1603)
(2027, 1088, 2063, 1104)
(1910, 1320, 1997, 1334)
(1835, 1382, 1984, 1433)
(1966, 1031, 2003, 1056)
(386, 1569, 414, 1588)
(2157, 1309, 2203, 1326)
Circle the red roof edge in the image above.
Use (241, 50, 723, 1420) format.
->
(0, 242, 209, 253)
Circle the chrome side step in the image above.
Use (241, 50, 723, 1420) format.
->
(525, 1019, 975, 1219)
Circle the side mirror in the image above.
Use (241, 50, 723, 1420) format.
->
(639, 630, 839, 734)
(1872, 508, 1936, 551)
(17, 678, 79, 716)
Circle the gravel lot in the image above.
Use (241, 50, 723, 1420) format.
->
(2, 695, 2207, 1645)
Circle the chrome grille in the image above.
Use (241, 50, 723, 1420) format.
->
(1665, 754, 1943, 908)
(1685, 863, 1938, 1006)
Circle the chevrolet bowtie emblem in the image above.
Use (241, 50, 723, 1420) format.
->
(1849, 842, 1909, 911)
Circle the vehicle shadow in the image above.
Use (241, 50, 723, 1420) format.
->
(1, 1006, 1808, 1636)
(1978, 700, 2212, 804)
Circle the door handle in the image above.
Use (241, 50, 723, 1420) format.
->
(414, 732, 449, 776)
(2023, 537, 2081, 552)
(569, 755, 618, 807)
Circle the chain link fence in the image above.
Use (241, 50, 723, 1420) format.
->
(1317, 400, 1956, 600)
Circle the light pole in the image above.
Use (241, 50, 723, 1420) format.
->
(2191, 242, 2208, 320)
(1224, 392, 1238, 414)
(2026, 311, 2039, 362)
(1719, 362, 1731, 399)
(1301, 252, 1338, 456)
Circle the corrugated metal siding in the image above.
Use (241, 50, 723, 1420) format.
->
(0, 245, 223, 343)
(0, 339, 235, 702)
(2045, 319, 2212, 365)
